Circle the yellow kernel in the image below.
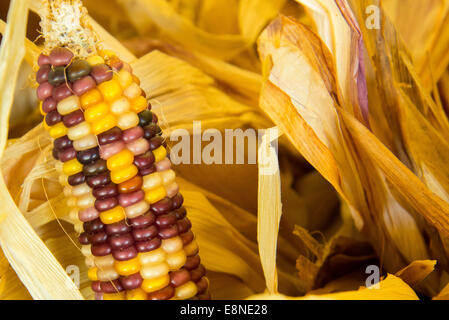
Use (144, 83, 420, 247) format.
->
(126, 288, 147, 300)
(138, 248, 166, 265)
(103, 292, 125, 300)
(84, 102, 109, 123)
(86, 55, 105, 66)
(117, 111, 139, 130)
(117, 69, 133, 88)
(67, 122, 91, 141)
(73, 134, 98, 151)
(111, 164, 138, 184)
(94, 255, 115, 268)
(123, 82, 141, 100)
(49, 122, 68, 139)
(160, 169, 176, 186)
(62, 158, 83, 176)
(59, 174, 69, 186)
(144, 185, 166, 204)
(97, 267, 119, 282)
(107, 149, 134, 171)
(130, 96, 147, 113)
(80, 88, 102, 109)
(81, 245, 91, 257)
(141, 275, 170, 293)
(91, 113, 117, 135)
(174, 281, 197, 300)
(140, 262, 169, 279)
(57, 95, 80, 115)
(115, 257, 141, 276)
(74, 221, 83, 233)
(110, 97, 130, 115)
(98, 49, 117, 60)
(87, 267, 98, 281)
(153, 146, 167, 163)
(124, 201, 150, 219)
(98, 78, 122, 101)
(77, 194, 96, 209)
(166, 250, 187, 271)
(142, 172, 162, 190)
(100, 205, 126, 224)
(66, 197, 77, 207)
(71, 183, 90, 197)
(161, 237, 183, 254)
(183, 240, 199, 256)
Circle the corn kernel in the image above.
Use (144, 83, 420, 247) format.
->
(77, 194, 96, 209)
(63, 158, 83, 176)
(91, 113, 117, 135)
(81, 245, 91, 257)
(141, 275, 170, 293)
(97, 267, 119, 282)
(184, 240, 199, 256)
(153, 146, 167, 163)
(125, 201, 150, 219)
(86, 55, 105, 66)
(160, 169, 176, 186)
(84, 102, 109, 123)
(123, 82, 141, 100)
(98, 79, 122, 101)
(74, 221, 83, 233)
(80, 88, 102, 109)
(117, 69, 133, 88)
(111, 164, 138, 184)
(140, 262, 169, 279)
(130, 96, 147, 113)
(94, 254, 115, 268)
(142, 172, 162, 190)
(126, 288, 147, 300)
(110, 97, 130, 115)
(115, 257, 141, 276)
(67, 122, 91, 141)
(117, 111, 139, 130)
(73, 134, 98, 151)
(144, 185, 166, 204)
(100, 205, 126, 224)
(103, 292, 125, 300)
(49, 122, 68, 139)
(174, 281, 197, 300)
(166, 250, 187, 271)
(107, 149, 134, 171)
(87, 267, 98, 281)
(57, 95, 80, 115)
(161, 237, 183, 254)
(138, 248, 166, 265)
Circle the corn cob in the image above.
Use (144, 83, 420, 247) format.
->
(35, 5, 209, 299)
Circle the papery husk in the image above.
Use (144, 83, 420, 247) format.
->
(257, 127, 282, 293)
(382, 0, 449, 91)
(115, 0, 285, 62)
(257, 13, 449, 298)
(247, 274, 419, 300)
(0, 0, 83, 300)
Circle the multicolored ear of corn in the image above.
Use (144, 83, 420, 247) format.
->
(35, 44, 210, 300)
